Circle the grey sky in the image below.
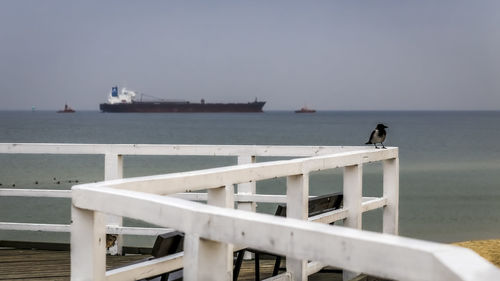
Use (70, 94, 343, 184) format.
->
(1, 1, 499, 110)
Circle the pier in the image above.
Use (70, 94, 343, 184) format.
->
(0, 143, 498, 280)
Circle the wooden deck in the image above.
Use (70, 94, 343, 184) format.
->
(0, 248, 343, 281)
(0, 248, 141, 281)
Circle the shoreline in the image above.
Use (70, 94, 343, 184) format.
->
(453, 239, 500, 267)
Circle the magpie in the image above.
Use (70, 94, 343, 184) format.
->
(365, 123, 388, 149)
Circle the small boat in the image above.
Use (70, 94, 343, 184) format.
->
(57, 104, 75, 113)
(294, 106, 316, 113)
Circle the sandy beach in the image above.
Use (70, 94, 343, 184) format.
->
(454, 239, 500, 267)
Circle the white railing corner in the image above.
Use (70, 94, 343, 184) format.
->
(70, 206, 106, 281)
(8, 144, 477, 281)
(184, 184, 234, 280)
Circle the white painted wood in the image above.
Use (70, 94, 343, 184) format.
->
(171, 192, 208, 201)
(99, 149, 397, 195)
(286, 174, 309, 281)
(262, 272, 292, 281)
(1, 143, 410, 280)
(0, 143, 381, 157)
(182, 185, 236, 280)
(174, 192, 289, 204)
(106, 226, 173, 236)
(179, 233, 198, 281)
(72, 187, 500, 281)
(0, 222, 70, 232)
(237, 154, 257, 265)
(104, 153, 124, 255)
(0, 222, 171, 236)
(286, 174, 309, 220)
(343, 165, 363, 229)
(106, 252, 183, 281)
(104, 154, 123, 181)
(306, 261, 326, 275)
(383, 157, 399, 235)
(208, 184, 235, 210)
(309, 209, 348, 224)
(183, 234, 232, 281)
(70, 206, 106, 281)
(361, 197, 388, 213)
(0, 189, 71, 198)
(192, 184, 234, 280)
(235, 193, 288, 203)
(342, 164, 362, 281)
(0, 143, 396, 197)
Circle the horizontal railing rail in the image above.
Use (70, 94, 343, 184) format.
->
(0, 143, 365, 156)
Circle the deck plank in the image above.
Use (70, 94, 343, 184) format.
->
(0, 249, 147, 280)
(0, 248, 343, 280)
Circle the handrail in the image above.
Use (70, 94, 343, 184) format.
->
(70, 147, 403, 281)
(6, 143, 498, 280)
(0, 143, 365, 156)
(94, 148, 396, 194)
(72, 177, 500, 280)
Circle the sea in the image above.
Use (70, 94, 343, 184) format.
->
(0, 110, 499, 247)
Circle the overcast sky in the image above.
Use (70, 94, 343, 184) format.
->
(1, 1, 499, 110)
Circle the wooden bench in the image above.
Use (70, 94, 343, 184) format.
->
(233, 192, 344, 281)
(138, 231, 184, 281)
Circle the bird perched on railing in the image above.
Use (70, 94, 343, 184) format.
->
(365, 123, 388, 149)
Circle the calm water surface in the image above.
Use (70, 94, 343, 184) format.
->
(0, 111, 499, 246)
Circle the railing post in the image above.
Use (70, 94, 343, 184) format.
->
(343, 164, 362, 281)
(104, 153, 124, 255)
(71, 205, 106, 281)
(237, 155, 256, 212)
(184, 185, 234, 281)
(286, 174, 309, 281)
(383, 157, 399, 235)
(237, 155, 256, 260)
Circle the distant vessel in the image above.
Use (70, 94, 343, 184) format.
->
(57, 104, 75, 113)
(99, 87, 266, 113)
(295, 106, 316, 113)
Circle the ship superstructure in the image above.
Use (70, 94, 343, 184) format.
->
(107, 86, 136, 104)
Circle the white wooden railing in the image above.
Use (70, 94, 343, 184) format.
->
(0, 143, 367, 254)
(2, 143, 498, 280)
(69, 146, 499, 281)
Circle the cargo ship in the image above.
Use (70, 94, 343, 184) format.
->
(99, 87, 265, 113)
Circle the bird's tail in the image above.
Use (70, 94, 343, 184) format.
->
(365, 141, 371, 144)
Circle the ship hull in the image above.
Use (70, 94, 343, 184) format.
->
(99, 101, 265, 113)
